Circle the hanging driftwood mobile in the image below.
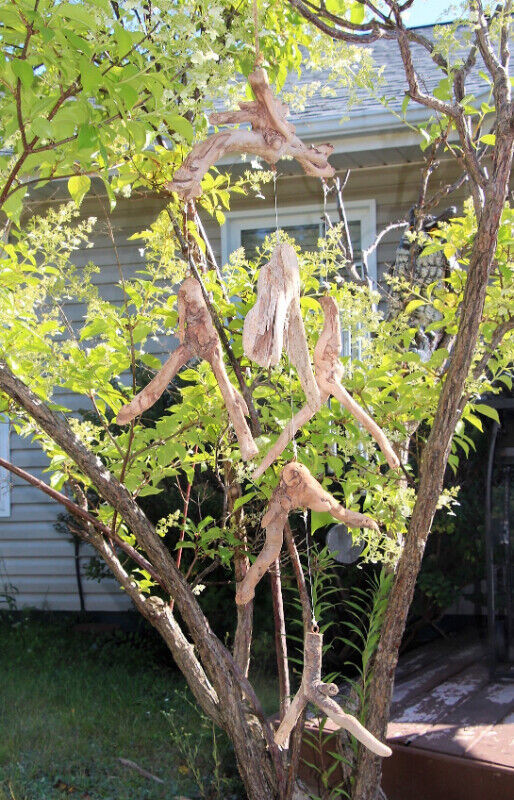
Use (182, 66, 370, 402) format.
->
(274, 630, 392, 757)
(117, 277, 258, 461)
(167, 67, 334, 201)
(253, 295, 399, 479)
(235, 461, 378, 606)
(242, 241, 321, 410)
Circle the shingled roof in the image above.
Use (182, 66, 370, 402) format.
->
(284, 23, 489, 132)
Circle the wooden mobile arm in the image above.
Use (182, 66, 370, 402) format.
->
(242, 242, 321, 411)
(166, 67, 334, 201)
(117, 278, 258, 462)
(252, 295, 399, 479)
(274, 631, 392, 758)
(235, 461, 378, 605)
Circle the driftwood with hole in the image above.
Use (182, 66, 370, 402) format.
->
(235, 461, 378, 606)
(166, 67, 334, 201)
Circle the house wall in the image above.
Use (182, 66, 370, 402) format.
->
(0, 153, 469, 612)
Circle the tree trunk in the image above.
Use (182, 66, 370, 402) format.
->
(352, 131, 514, 800)
(0, 363, 283, 800)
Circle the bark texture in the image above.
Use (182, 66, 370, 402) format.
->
(0, 362, 282, 800)
(352, 109, 514, 800)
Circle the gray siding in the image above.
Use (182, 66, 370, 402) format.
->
(0, 146, 468, 611)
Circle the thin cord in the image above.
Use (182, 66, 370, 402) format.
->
(304, 510, 318, 630)
(321, 179, 329, 288)
(184, 201, 190, 274)
(272, 171, 279, 239)
(253, 0, 261, 65)
(289, 365, 298, 461)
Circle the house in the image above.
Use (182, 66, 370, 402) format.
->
(0, 24, 486, 613)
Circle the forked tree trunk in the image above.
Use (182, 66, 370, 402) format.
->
(352, 130, 514, 800)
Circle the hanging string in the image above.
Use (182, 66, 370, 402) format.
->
(304, 509, 318, 631)
(273, 171, 280, 243)
(184, 200, 191, 275)
(253, 0, 262, 66)
(321, 179, 329, 290)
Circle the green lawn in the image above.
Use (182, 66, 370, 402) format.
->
(0, 614, 278, 800)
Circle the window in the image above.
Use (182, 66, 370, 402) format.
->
(221, 200, 376, 283)
(221, 200, 376, 361)
(0, 420, 10, 517)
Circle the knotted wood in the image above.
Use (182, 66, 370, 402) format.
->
(243, 242, 321, 410)
(167, 67, 334, 201)
(274, 631, 392, 758)
(117, 277, 258, 461)
(236, 461, 378, 605)
(253, 295, 399, 479)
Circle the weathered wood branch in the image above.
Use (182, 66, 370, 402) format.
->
(117, 277, 258, 461)
(236, 461, 378, 605)
(274, 631, 392, 757)
(243, 242, 321, 410)
(167, 67, 334, 200)
(166, 206, 262, 437)
(253, 296, 399, 479)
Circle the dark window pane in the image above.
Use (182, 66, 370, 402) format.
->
(241, 224, 319, 260)
(241, 220, 362, 263)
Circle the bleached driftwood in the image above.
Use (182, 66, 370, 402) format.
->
(274, 630, 392, 757)
(235, 461, 378, 605)
(167, 67, 334, 201)
(243, 242, 321, 410)
(252, 295, 399, 479)
(117, 277, 258, 462)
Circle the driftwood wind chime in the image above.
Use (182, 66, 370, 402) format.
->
(118, 40, 398, 759)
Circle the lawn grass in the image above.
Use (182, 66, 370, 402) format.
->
(0, 614, 278, 800)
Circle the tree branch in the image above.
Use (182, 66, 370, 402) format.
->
(0, 456, 166, 588)
(166, 206, 262, 436)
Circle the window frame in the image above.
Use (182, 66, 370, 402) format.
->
(220, 199, 377, 284)
(0, 420, 10, 518)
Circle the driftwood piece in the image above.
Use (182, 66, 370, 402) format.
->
(117, 277, 258, 461)
(236, 461, 378, 605)
(274, 631, 392, 757)
(252, 295, 399, 479)
(243, 242, 321, 410)
(167, 67, 334, 201)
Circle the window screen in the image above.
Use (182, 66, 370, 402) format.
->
(241, 221, 361, 262)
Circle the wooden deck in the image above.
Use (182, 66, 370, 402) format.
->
(382, 630, 514, 800)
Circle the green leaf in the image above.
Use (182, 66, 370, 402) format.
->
(473, 403, 500, 424)
(480, 133, 496, 146)
(30, 117, 53, 140)
(115, 23, 132, 55)
(311, 511, 334, 535)
(166, 114, 194, 143)
(232, 492, 255, 513)
(77, 124, 99, 150)
(350, 2, 365, 24)
(56, 3, 97, 27)
(118, 84, 138, 110)
(79, 57, 102, 93)
(68, 175, 91, 207)
(404, 299, 426, 314)
(12, 59, 33, 88)
(2, 188, 26, 225)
